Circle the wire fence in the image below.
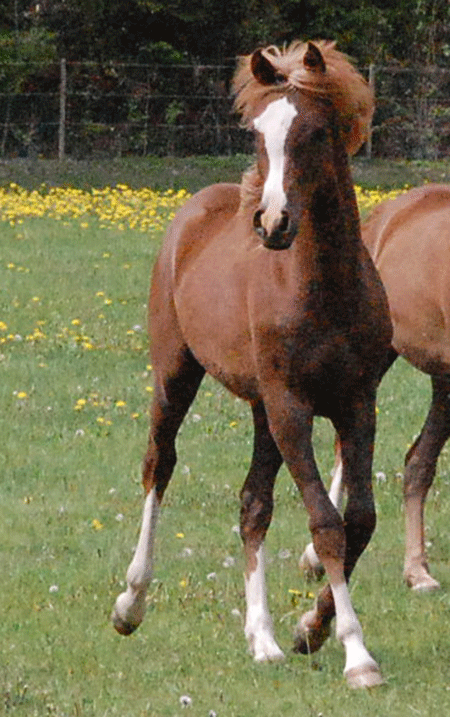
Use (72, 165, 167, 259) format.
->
(0, 59, 450, 160)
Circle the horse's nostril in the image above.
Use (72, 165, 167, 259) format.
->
(253, 209, 267, 238)
(279, 211, 290, 234)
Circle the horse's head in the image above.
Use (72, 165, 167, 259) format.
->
(234, 40, 374, 251)
(251, 43, 332, 250)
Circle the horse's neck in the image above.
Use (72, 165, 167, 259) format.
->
(300, 156, 364, 314)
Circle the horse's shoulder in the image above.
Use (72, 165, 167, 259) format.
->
(156, 183, 243, 282)
(185, 183, 241, 217)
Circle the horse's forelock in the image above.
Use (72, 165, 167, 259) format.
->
(233, 40, 374, 156)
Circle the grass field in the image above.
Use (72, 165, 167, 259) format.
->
(2, 159, 450, 716)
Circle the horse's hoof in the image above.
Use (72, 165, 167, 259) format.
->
(253, 646, 286, 663)
(299, 543, 325, 581)
(246, 630, 286, 663)
(111, 609, 139, 636)
(345, 663, 384, 689)
(293, 609, 331, 654)
(404, 569, 441, 592)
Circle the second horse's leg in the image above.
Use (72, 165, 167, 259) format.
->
(403, 375, 450, 591)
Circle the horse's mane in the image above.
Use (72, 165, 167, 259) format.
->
(233, 40, 374, 157)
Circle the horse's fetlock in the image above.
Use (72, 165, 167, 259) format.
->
(336, 618, 363, 647)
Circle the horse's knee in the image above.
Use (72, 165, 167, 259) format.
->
(142, 439, 177, 496)
(310, 521, 346, 564)
(403, 457, 435, 499)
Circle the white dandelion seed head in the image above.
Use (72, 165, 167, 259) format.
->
(222, 556, 235, 568)
(278, 549, 292, 560)
(179, 695, 192, 707)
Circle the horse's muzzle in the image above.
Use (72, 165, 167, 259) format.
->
(253, 209, 296, 250)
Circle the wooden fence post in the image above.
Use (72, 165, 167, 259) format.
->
(58, 58, 67, 161)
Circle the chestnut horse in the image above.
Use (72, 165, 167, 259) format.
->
(111, 41, 392, 687)
(300, 183, 450, 592)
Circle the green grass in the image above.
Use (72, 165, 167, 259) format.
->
(1, 155, 450, 192)
(2, 166, 450, 715)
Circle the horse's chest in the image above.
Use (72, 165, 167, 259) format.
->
(258, 317, 371, 402)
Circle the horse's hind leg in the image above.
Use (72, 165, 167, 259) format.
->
(240, 401, 284, 662)
(404, 374, 450, 591)
(112, 347, 205, 635)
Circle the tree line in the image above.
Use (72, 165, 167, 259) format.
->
(1, 1, 450, 160)
(1, 0, 450, 67)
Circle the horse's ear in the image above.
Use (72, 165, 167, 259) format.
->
(303, 42, 326, 73)
(251, 48, 286, 85)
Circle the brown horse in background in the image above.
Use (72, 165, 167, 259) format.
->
(111, 41, 392, 687)
(300, 183, 450, 592)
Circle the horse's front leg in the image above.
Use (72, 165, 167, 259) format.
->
(240, 402, 285, 662)
(299, 436, 344, 579)
(112, 484, 160, 634)
(267, 394, 382, 687)
(112, 352, 204, 635)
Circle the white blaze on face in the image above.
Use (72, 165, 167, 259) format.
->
(253, 96, 298, 233)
